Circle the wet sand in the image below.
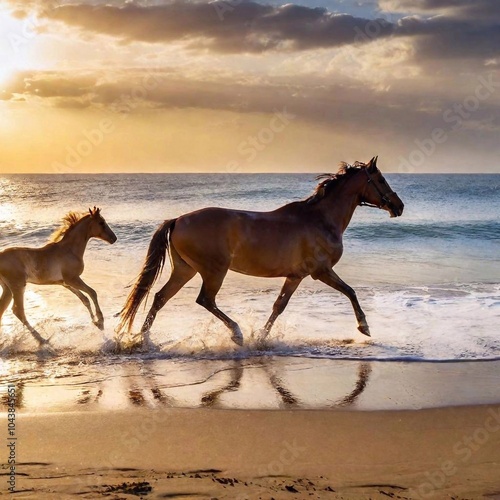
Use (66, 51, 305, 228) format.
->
(2, 359, 500, 498)
(3, 357, 500, 412)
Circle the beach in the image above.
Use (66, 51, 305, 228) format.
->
(12, 405, 500, 499)
(2, 359, 500, 499)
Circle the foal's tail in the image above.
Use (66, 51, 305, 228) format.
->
(117, 219, 176, 333)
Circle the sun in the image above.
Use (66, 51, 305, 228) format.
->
(0, 7, 36, 85)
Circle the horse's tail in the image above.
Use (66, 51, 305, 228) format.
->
(117, 219, 176, 333)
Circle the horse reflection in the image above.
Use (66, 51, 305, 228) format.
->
(335, 363, 372, 407)
(199, 360, 371, 409)
(1, 360, 372, 411)
(201, 363, 244, 407)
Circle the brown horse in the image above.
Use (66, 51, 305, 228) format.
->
(118, 157, 404, 345)
(0, 207, 117, 344)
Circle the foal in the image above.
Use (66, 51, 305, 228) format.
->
(0, 207, 117, 344)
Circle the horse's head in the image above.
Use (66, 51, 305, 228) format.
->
(359, 157, 404, 218)
(88, 207, 117, 244)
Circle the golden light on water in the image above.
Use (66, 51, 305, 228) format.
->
(0, 178, 16, 220)
(0, 204, 15, 221)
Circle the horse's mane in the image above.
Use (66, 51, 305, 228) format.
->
(305, 161, 368, 205)
(49, 212, 88, 242)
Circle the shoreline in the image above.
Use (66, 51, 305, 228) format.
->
(3, 357, 500, 413)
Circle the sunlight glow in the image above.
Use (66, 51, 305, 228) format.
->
(0, 8, 39, 85)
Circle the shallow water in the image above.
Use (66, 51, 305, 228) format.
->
(0, 174, 499, 379)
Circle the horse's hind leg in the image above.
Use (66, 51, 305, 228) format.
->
(0, 285, 13, 324)
(140, 258, 196, 334)
(10, 285, 47, 344)
(196, 270, 243, 346)
(262, 277, 302, 337)
(315, 268, 370, 337)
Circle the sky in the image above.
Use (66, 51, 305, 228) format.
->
(0, 0, 499, 173)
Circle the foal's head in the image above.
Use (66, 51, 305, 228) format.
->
(359, 157, 404, 218)
(87, 207, 117, 244)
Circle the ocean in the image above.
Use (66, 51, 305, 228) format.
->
(0, 173, 498, 363)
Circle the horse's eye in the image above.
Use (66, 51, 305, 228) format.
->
(378, 179, 385, 185)
(100, 221, 105, 226)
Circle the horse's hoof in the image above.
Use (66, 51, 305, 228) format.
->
(257, 327, 270, 339)
(231, 334, 244, 346)
(33, 332, 49, 345)
(95, 321, 105, 331)
(357, 324, 371, 337)
(231, 326, 244, 346)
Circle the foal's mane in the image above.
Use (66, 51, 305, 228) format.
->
(305, 161, 368, 205)
(50, 212, 88, 242)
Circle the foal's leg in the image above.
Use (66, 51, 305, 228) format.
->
(141, 260, 196, 334)
(63, 284, 98, 326)
(10, 285, 47, 344)
(315, 268, 370, 336)
(261, 277, 302, 337)
(0, 285, 13, 324)
(196, 271, 243, 346)
(63, 276, 105, 330)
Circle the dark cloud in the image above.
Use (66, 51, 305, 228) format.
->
(40, 1, 394, 53)
(398, 15, 500, 61)
(381, 0, 500, 19)
(4, 0, 500, 62)
(24, 0, 497, 65)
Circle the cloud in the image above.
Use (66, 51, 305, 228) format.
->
(5, 67, 498, 145)
(377, 0, 500, 61)
(380, 0, 500, 19)
(397, 17, 500, 62)
(1, 71, 97, 102)
(4, 0, 500, 65)
(5, 0, 499, 69)
(37, 1, 394, 53)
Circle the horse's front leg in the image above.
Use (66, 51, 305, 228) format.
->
(261, 277, 302, 337)
(64, 276, 104, 330)
(63, 284, 98, 325)
(314, 268, 370, 337)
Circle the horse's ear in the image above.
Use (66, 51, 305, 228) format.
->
(89, 208, 93, 216)
(368, 156, 378, 172)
